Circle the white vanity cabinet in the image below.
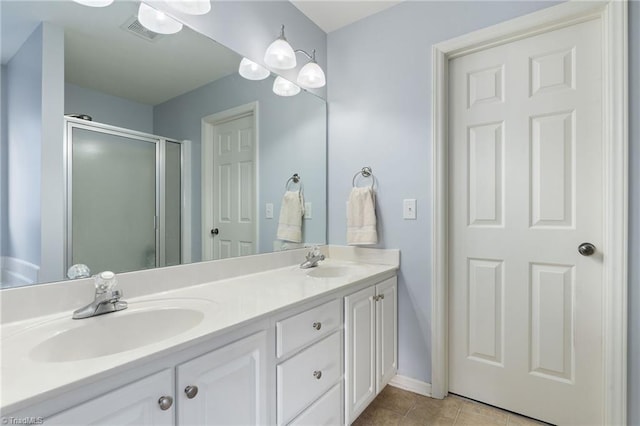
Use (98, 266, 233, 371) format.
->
(344, 276, 398, 424)
(275, 298, 344, 425)
(176, 331, 268, 425)
(46, 369, 175, 425)
(44, 331, 268, 426)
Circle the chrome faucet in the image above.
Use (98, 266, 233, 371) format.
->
(300, 246, 325, 269)
(72, 271, 128, 319)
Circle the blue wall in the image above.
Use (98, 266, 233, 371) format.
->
(327, 0, 560, 386)
(65, 83, 154, 134)
(628, 2, 639, 424)
(153, 73, 326, 260)
(1, 65, 7, 257)
(4, 24, 44, 266)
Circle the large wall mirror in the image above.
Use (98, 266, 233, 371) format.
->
(0, 1, 327, 288)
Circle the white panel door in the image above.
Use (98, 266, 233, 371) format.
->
(46, 370, 174, 425)
(176, 331, 268, 426)
(449, 19, 603, 425)
(211, 115, 256, 259)
(344, 285, 376, 424)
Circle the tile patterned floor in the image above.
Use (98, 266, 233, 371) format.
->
(353, 386, 549, 426)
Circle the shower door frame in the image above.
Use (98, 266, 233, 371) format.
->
(64, 117, 189, 273)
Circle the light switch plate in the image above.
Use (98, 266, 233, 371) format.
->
(304, 202, 312, 219)
(266, 203, 274, 219)
(403, 199, 417, 220)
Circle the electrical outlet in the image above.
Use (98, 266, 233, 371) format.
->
(304, 202, 312, 219)
(266, 203, 274, 219)
(403, 199, 417, 220)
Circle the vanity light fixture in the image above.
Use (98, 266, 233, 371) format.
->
(165, 0, 211, 16)
(264, 25, 297, 70)
(273, 76, 301, 97)
(138, 2, 183, 35)
(296, 49, 326, 89)
(72, 0, 114, 7)
(238, 58, 270, 80)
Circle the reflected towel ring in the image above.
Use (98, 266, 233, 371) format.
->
(352, 167, 375, 188)
(285, 173, 303, 191)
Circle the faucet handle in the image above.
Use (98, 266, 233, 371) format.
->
(94, 271, 117, 293)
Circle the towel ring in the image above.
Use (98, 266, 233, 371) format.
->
(285, 173, 303, 191)
(352, 167, 375, 188)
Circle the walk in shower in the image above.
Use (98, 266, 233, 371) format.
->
(65, 118, 185, 275)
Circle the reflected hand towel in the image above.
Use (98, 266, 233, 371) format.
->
(277, 190, 304, 243)
(347, 187, 377, 245)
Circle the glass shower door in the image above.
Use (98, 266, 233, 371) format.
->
(70, 127, 158, 274)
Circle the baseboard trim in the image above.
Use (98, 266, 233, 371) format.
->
(388, 375, 432, 397)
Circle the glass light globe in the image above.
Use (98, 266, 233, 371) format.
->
(238, 58, 270, 81)
(165, 0, 211, 16)
(72, 0, 114, 6)
(273, 76, 300, 97)
(138, 2, 183, 35)
(264, 39, 296, 69)
(297, 61, 326, 88)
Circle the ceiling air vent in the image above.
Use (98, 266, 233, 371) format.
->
(121, 17, 163, 42)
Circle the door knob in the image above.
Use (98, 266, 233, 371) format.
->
(211, 228, 219, 235)
(158, 396, 173, 410)
(184, 385, 199, 399)
(578, 242, 596, 256)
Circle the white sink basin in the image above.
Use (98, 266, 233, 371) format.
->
(306, 266, 354, 278)
(27, 299, 213, 362)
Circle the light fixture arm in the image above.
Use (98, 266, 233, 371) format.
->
(295, 49, 317, 62)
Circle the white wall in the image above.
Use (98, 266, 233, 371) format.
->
(65, 83, 154, 134)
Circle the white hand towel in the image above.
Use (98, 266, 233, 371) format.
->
(277, 190, 304, 243)
(347, 187, 377, 245)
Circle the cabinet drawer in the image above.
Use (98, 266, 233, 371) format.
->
(289, 383, 342, 426)
(277, 331, 342, 425)
(276, 298, 341, 358)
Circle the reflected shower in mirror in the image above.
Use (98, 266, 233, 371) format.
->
(0, 1, 327, 288)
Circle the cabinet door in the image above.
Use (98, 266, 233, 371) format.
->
(376, 277, 398, 393)
(344, 285, 376, 424)
(176, 331, 268, 426)
(46, 370, 174, 425)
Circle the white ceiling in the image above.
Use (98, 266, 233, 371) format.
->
(290, 0, 403, 33)
(1, 1, 240, 106)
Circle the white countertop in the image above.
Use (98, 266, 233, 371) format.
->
(0, 257, 397, 413)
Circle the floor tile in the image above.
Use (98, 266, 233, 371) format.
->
(507, 414, 548, 425)
(355, 406, 404, 426)
(459, 400, 509, 423)
(454, 411, 508, 426)
(372, 385, 420, 415)
(406, 394, 461, 421)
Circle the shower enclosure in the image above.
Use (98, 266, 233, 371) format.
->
(65, 118, 186, 275)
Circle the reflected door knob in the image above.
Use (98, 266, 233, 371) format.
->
(158, 396, 173, 410)
(211, 228, 219, 235)
(578, 242, 596, 256)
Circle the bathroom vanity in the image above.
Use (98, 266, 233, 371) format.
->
(0, 246, 398, 425)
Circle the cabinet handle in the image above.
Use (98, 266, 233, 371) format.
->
(373, 295, 379, 302)
(313, 370, 322, 380)
(184, 385, 199, 399)
(312, 322, 322, 330)
(158, 396, 173, 411)
(379, 294, 385, 300)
